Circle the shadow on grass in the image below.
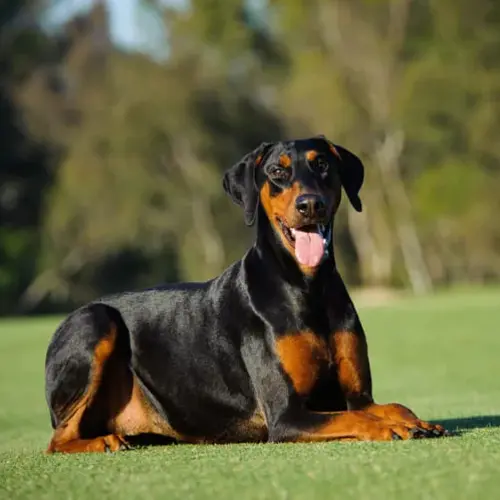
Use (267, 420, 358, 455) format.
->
(431, 415, 500, 433)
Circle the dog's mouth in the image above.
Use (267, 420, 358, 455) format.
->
(276, 217, 330, 268)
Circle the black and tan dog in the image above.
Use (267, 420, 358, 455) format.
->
(45, 136, 447, 453)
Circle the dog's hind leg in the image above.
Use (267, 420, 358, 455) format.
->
(45, 303, 133, 453)
(46, 303, 179, 453)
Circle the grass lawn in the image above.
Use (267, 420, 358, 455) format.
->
(1, 287, 500, 499)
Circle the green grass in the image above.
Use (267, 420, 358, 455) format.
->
(1, 289, 500, 499)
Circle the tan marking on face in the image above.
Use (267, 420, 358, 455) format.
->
(279, 154, 292, 168)
(259, 181, 301, 234)
(276, 331, 329, 395)
(328, 144, 341, 159)
(260, 181, 323, 276)
(260, 181, 301, 254)
(305, 150, 318, 162)
(299, 262, 321, 276)
(255, 154, 263, 166)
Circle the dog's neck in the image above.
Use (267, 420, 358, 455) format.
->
(252, 206, 337, 289)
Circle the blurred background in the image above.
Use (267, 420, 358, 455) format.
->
(1, 0, 500, 316)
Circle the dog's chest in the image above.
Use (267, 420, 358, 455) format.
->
(274, 331, 331, 396)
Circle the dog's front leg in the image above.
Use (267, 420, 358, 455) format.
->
(330, 325, 448, 437)
(269, 408, 423, 442)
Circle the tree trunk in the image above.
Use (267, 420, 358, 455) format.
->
(346, 187, 394, 286)
(171, 139, 226, 280)
(374, 130, 433, 294)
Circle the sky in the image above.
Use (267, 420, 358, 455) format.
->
(46, 0, 186, 52)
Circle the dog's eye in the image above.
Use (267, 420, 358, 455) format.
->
(315, 157, 329, 177)
(267, 165, 291, 181)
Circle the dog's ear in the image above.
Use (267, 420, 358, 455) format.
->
(223, 142, 273, 226)
(320, 137, 364, 213)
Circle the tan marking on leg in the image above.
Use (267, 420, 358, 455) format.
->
(47, 324, 183, 453)
(364, 403, 447, 436)
(329, 330, 371, 404)
(47, 326, 119, 453)
(293, 411, 415, 442)
(110, 375, 181, 439)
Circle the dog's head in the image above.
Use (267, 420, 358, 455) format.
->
(223, 136, 364, 273)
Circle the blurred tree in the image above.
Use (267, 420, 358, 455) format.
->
(0, 0, 55, 314)
(403, 0, 500, 284)
(20, 0, 286, 308)
(2, 0, 500, 315)
(269, 0, 435, 293)
(269, 0, 500, 290)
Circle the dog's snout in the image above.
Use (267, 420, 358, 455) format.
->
(295, 194, 326, 219)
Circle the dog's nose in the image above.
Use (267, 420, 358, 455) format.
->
(295, 194, 326, 219)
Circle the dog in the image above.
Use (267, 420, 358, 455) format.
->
(45, 135, 447, 453)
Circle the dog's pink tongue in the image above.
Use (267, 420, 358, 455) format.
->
(294, 229, 325, 267)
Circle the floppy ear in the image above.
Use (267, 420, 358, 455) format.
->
(333, 145, 364, 212)
(223, 142, 273, 226)
(320, 138, 364, 213)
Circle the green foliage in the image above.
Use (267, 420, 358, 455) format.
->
(413, 162, 487, 221)
(1, 0, 500, 312)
